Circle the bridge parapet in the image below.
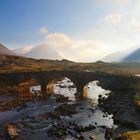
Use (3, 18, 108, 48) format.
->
(0, 70, 138, 94)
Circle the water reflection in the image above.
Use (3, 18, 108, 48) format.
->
(0, 79, 116, 140)
(54, 79, 116, 129)
(83, 81, 111, 103)
(70, 99, 116, 128)
(135, 74, 140, 77)
(53, 77, 77, 101)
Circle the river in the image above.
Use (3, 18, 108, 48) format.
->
(0, 77, 116, 140)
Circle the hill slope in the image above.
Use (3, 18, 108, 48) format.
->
(1, 54, 140, 75)
(0, 43, 16, 55)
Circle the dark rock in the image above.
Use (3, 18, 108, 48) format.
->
(105, 128, 114, 140)
(89, 135, 96, 140)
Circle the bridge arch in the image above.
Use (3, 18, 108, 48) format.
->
(46, 77, 77, 100)
(83, 80, 111, 101)
(0, 70, 135, 95)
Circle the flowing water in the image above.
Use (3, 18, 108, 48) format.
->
(52, 78, 116, 139)
(53, 77, 77, 101)
(83, 80, 111, 103)
(0, 77, 116, 140)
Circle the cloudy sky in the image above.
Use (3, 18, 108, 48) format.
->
(0, 0, 140, 61)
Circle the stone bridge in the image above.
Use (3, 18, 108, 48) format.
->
(0, 70, 138, 93)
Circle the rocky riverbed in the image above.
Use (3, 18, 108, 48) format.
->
(99, 90, 140, 131)
(0, 95, 117, 140)
(0, 74, 140, 140)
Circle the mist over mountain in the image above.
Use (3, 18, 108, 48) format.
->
(123, 48, 140, 62)
(102, 47, 140, 62)
(24, 44, 62, 60)
(0, 43, 16, 55)
(13, 46, 33, 55)
(4, 41, 140, 63)
(102, 51, 128, 62)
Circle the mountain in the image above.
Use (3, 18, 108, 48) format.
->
(0, 43, 16, 55)
(25, 44, 62, 60)
(102, 51, 127, 62)
(102, 47, 139, 62)
(13, 46, 33, 55)
(123, 48, 140, 62)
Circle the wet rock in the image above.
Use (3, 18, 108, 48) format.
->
(76, 133, 82, 139)
(48, 125, 67, 138)
(77, 124, 96, 132)
(17, 103, 27, 112)
(55, 95, 69, 103)
(100, 125, 107, 129)
(85, 124, 96, 131)
(0, 129, 4, 138)
(51, 104, 77, 118)
(80, 107, 84, 110)
(16, 122, 24, 130)
(88, 108, 95, 113)
(95, 122, 97, 125)
(105, 128, 114, 140)
(99, 89, 140, 130)
(78, 134, 85, 140)
(6, 124, 19, 139)
(75, 92, 83, 98)
(89, 134, 96, 140)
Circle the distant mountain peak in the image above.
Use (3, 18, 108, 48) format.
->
(102, 47, 140, 63)
(24, 44, 62, 60)
(0, 43, 16, 55)
(123, 48, 140, 62)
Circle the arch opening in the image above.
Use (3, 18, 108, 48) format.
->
(46, 77, 77, 101)
(17, 78, 42, 97)
(83, 80, 111, 103)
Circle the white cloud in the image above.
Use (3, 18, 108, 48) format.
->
(40, 27, 48, 34)
(130, 19, 140, 33)
(19, 28, 111, 62)
(101, 14, 121, 24)
(81, 11, 140, 52)
(43, 32, 110, 62)
(16, 29, 109, 62)
(46, 33, 74, 47)
(97, 0, 128, 4)
(133, 25, 140, 32)
(19, 14, 140, 62)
